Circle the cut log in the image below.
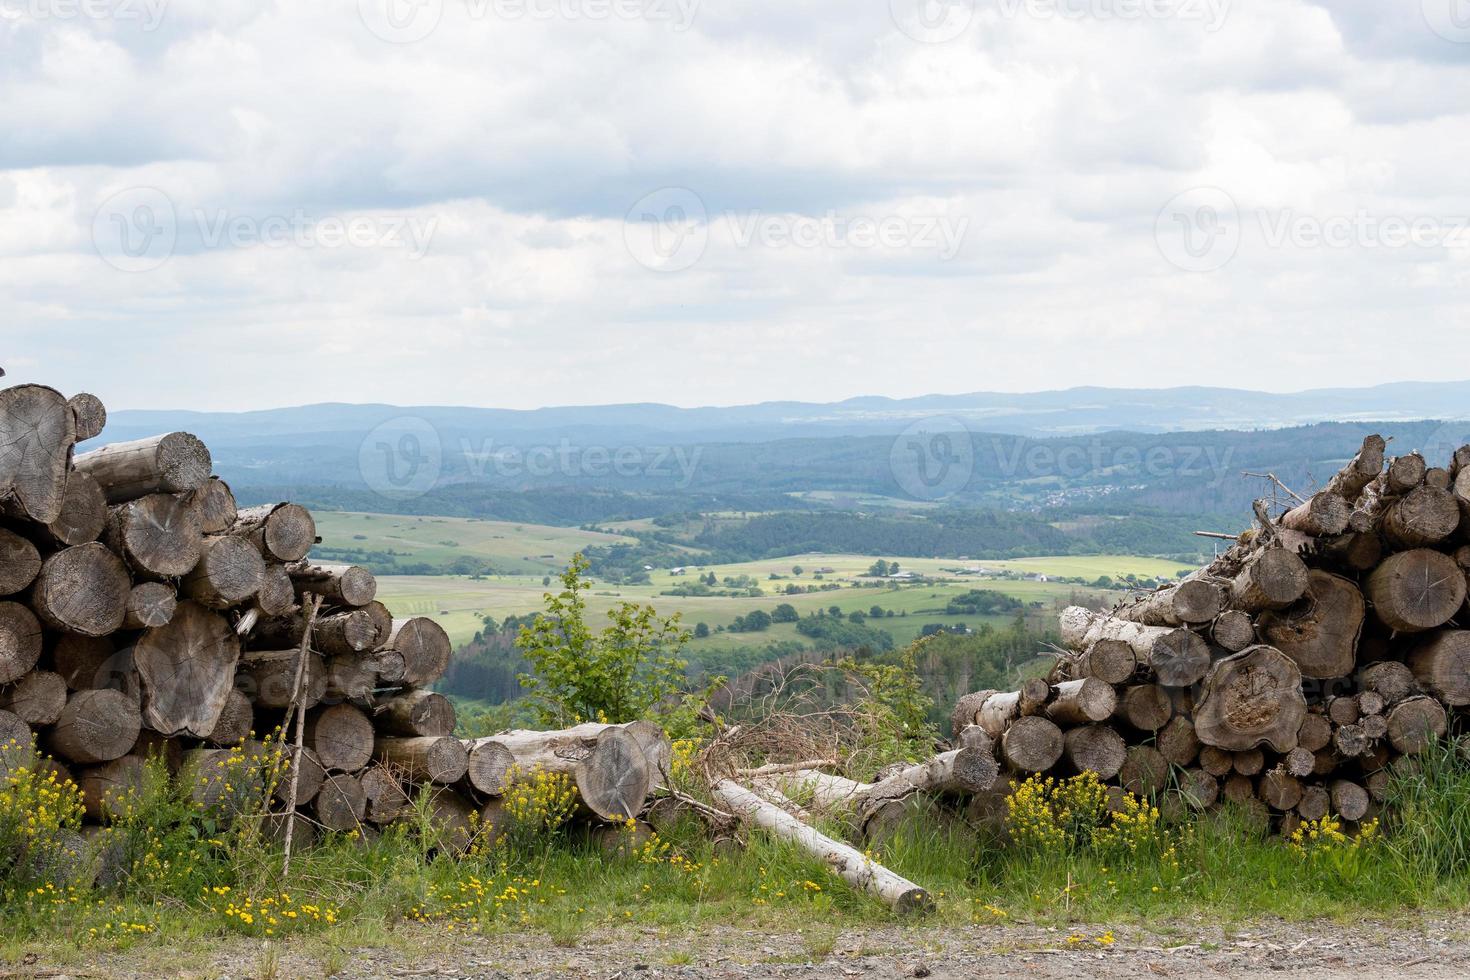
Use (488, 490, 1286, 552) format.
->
(231, 503, 316, 562)
(1193, 645, 1307, 752)
(1382, 486, 1461, 549)
(1361, 714, 1389, 740)
(711, 779, 932, 912)
(375, 689, 456, 737)
(1356, 691, 1386, 717)
(189, 477, 238, 534)
(0, 528, 41, 596)
(1297, 784, 1330, 821)
(67, 392, 106, 443)
(0, 670, 66, 725)
(1334, 724, 1369, 757)
(313, 609, 379, 657)
(373, 735, 469, 785)
(1314, 532, 1382, 573)
(4, 470, 107, 547)
(1180, 769, 1219, 809)
(204, 689, 253, 747)
(106, 493, 204, 579)
(1283, 746, 1315, 778)
(1112, 580, 1223, 626)
(46, 689, 141, 764)
(1000, 715, 1064, 773)
(288, 562, 377, 607)
(182, 535, 264, 609)
(949, 690, 994, 739)
(474, 724, 653, 820)
(51, 634, 112, 691)
(1058, 607, 1210, 687)
(272, 746, 326, 806)
(133, 601, 241, 738)
(971, 679, 1050, 737)
(0, 384, 75, 523)
(314, 773, 367, 832)
(0, 708, 32, 773)
(861, 747, 999, 812)
(1257, 570, 1364, 680)
(1113, 684, 1173, 732)
(1365, 549, 1466, 633)
(1228, 548, 1310, 613)
(1198, 745, 1233, 776)
(359, 601, 393, 647)
(237, 649, 325, 711)
(1407, 631, 1470, 705)
(424, 788, 477, 853)
(1076, 639, 1136, 684)
(460, 738, 517, 797)
(1330, 780, 1370, 821)
(1044, 678, 1117, 725)
(75, 432, 211, 504)
(305, 703, 374, 772)
(1279, 492, 1350, 536)
(29, 542, 129, 637)
(359, 764, 413, 823)
(122, 582, 177, 630)
(255, 564, 297, 617)
(77, 755, 144, 822)
(1326, 696, 1361, 726)
(1061, 724, 1126, 779)
(324, 655, 376, 703)
(384, 617, 453, 688)
(1386, 696, 1448, 754)
(1211, 610, 1256, 652)
(1222, 773, 1255, 804)
(1157, 716, 1200, 766)
(1232, 748, 1265, 776)
(1324, 434, 1386, 501)
(1296, 713, 1332, 753)
(1119, 744, 1168, 797)
(1364, 769, 1392, 803)
(0, 601, 43, 685)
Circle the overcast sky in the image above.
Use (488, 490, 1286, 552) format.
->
(3, 0, 1469, 411)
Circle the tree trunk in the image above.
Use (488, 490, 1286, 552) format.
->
(0, 384, 76, 523)
(1058, 607, 1210, 687)
(1112, 580, 1223, 626)
(46, 689, 141, 764)
(710, 779, 932, 913)
(1113, 684, 1173, 732)
(1075, 639, 1136, 684)
(288, 562, 377, 608)
(373, 736, 469, 785)
(314, 773, 367, 832)
(1193, 645, 1307, 752)
(1386, 696, 1448, 754)
(230, 503, 316, 562)
(1211, 610, 1257, 652)
(384, 618, 453, 688)
(473, 724, 654, 821)
(1257, 571, 1364, 679)
(29, 542, 130, 637)
(1381, 486, 1461, 548)
(0, 670, 66, 725)
(0, 601, 43, 685)
(0, 528, 41, 597)
(106, 493, 204, 578)
(374, 689, 456, 737)
(1365, 549, 1466, 633)
(1000, 715, 1063, 773)
(460, 738, 517, 797)
(305, 703, 375, 773)
(132, 601, 241, 737)
(182, 535, 265, 609)
(122, 582, 177, 630)
(1279, 492, 1350, 536)
(1228, 548, 1310, 613)
(1062, 724, 1126, 779)
(1407, 631, 1470, 705)
(204, 689, 253, 748)
(1044, 678, 1117, 725)
(74, 432, 211, 504)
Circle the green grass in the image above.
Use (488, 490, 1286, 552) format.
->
(312, 512, 629, 574)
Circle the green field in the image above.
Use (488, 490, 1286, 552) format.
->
(312, 512, 627, 574)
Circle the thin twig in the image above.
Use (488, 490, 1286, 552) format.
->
(1194, 530, 1239, 540)
(1243, 471, 1308, 505)
(734, 759, 836, 777)
(282, 594, 324, 876)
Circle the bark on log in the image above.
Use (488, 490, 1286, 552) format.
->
(1324, 435, 1386, 501)
(1058, 607, 1210, 687)
(313, 609, 380, 657)
(474, 724, 654, 821)
(106, 493, 204, 579)
(288, 562, 377, 608)
(1062, 724, 1126, 779)
(1314, 532, 1382, 573)
(1113, 684, 1173, 732)
(255, 564, 297, 617)
(236, 650, 326, 710)
(1257, 571, 1364, 680)
(74, 432, 211, 504)
(204, 689, 253, 747)
(4, 470, 107, 547)
(0, 384, 75, 523)
(67, 392, 106, 443)
(1228, 548, 1310, 613)
(189, 477, 238, 534)
(1386, 696, 1448, 754)
(461, 738, 517, 797)
(314, 773, 367, 832)
(29, 543, 129, 637)
(0, 528, 41, 596)
(231, 503, 316, 562)
(182, 535, 264, 609)
(1000, 715, 1064, 773)
(1279, 492, 1350, 536)
(710, 779, 932, 913)
(963, 679, 1049, 737)
(305, 703, 374, 773)
(1112, 580, 1222, 626)
(46, 689, 141, 764)
(1382, 486, 1461, 549)
(1211, 610, 1257, 652)
(1157, 716, 1200, 766)
(1075, 639, 1136, 684)
(133, 601, 241, 738)
(1044, 678, 1117, 725)
(1365, 549, 1466, 633)
(1407, 631, 1470, 705)
(0, 670, 66, 725)
(374, 689, 456, 737)
(1193, 645, 1307, 752)
(384, 617, 453, 688)
(373, 736, 470, 786)
(0, 601, 43, 685)
(122, 582, 177, 630)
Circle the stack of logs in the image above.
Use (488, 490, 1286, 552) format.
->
(936, 433, 1470, 834)
(0, 383, 671, 853)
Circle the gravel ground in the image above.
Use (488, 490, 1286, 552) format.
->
(15, 916, 1470, 979)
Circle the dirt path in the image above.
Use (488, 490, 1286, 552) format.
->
(21, 916, 1470, 979)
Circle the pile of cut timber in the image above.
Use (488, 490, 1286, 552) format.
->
(0, 383, 669, 852)
(943, 434, 1469, 833)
